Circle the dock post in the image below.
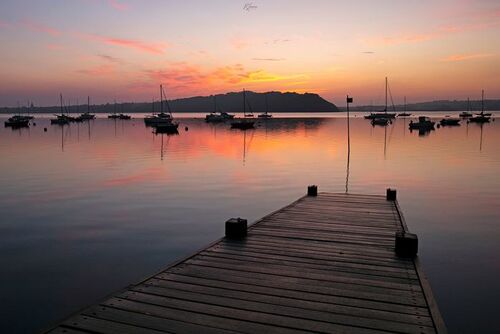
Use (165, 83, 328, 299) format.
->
(225, 218, 247, 239)
(395, 232, 418, 257)
(308, 185, 318, 196)
(386, 188, 397, 201)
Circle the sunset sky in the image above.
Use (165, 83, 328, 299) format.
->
(0, 0, 499, 107)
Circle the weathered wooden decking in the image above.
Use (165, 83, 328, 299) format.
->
(46, 192, 446, 334)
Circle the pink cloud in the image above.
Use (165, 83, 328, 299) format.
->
(81, 33, 166, 54)
(20, 19, 62, 37)
(108, 0, 129, 11)
(441, 53, 494, 62)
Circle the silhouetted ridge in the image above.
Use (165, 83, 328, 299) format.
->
(0, 91, 338, 113)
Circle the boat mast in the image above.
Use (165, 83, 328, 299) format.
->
(481, 89, 484, 114)
(160, 84, 163, 114)
(385, 77, 388, 113)
(265, 93, 269, 115)
(404, 96, 406, 113)
(161, 85, 172, 117)
(214, 95, 217, 113)
(243, 89, 246, 116)
(87, 96, 90, 113)
(467, 97, 470, 112)
(60, 94, 63, 115)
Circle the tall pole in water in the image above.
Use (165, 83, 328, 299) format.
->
(346, 95, 353, 193)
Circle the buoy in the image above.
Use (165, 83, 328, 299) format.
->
(185, 126, 188, 131)
(44, 127, 47, 132)
(33, 122, 37, 126)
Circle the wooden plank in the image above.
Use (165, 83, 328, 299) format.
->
(113, 293, 388, 334)
(156, 273, 431, 316)
(168, 264, 427, 305)
(205, 247, 414, 273)
(145, 276, 434, 326)
(59, 314, 168, 334)
(45, 192, 445, 334)
(131, 284, 435, 334)
(81, 305, 240, 334)
(214, 243, 414, 269)
(180, 257, 422, 290)
(197, 251, 418, 279)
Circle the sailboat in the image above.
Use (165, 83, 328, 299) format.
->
(469, 90, 491, 123)
(4, 102, 31, 128)
(231, 90, 255, 129)
(258, 93, 273, 118)
(78, 96, 96, 120)
(459, 98, 473, 118)
(439, 116, 460, 126)
(365, 77, 396, 120)
(108, 100, 120, 119)
(51, 94, 72, 125)
(205, 95, 235, 122)
(397, 96, 411, 117)
(145, 84, 179, 133)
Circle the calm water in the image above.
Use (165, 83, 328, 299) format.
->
(1, 112, 499, 333)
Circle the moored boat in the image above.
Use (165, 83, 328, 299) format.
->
(258, 93, 273, 118)
(205, 96, 235, 122)
(4, 115, 30, 127)
(145, 85, 179, 130)
(397, 96, 411, 117)
(231, 89, 255, 130)
(51, 94, 72, 125)
(469, 90, 491, 123)
(365, 77, 396, 120)
(371, 118, 390, 126)
(439, 116, 461, 126)
(409, 116, 435, 130)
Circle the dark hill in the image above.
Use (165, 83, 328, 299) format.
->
(1, 91, 338, 113)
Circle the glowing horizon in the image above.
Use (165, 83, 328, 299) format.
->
(0, 0, 499, 107)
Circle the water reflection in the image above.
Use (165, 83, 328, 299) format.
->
(0, 114, 499, 333)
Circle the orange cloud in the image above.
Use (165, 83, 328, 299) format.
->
(441, 53, 494, 62)
(21, 19, 62, 37)
(80, 33, 166, 54)
(145, 63, 306, 90)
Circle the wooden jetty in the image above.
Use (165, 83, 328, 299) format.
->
(46, 187, 446, 334)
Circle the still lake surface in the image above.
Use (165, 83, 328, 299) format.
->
(1, 112, 499, 333)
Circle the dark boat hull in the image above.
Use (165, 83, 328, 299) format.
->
(231, 121, 255, 129)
